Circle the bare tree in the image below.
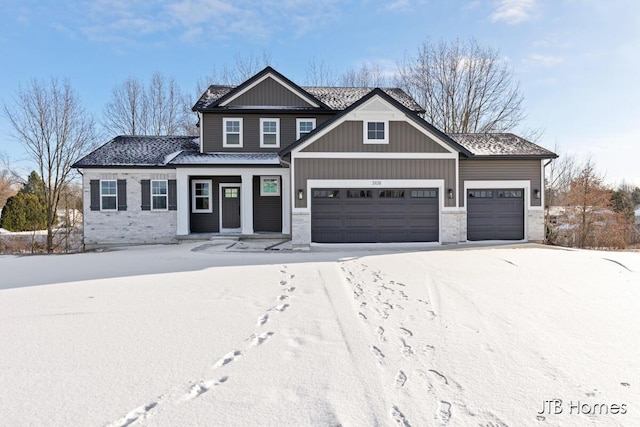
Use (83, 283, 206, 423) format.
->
(340, 63, 388, 87)
(0, 169, 19, 208)
(103, 77, 147, 136)
(396, 38, 525, 133)
(3, 78, 96, 252)
(304, 58, 338, 86)
(103, 73, 193, 137)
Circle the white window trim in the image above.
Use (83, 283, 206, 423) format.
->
(363, 120, 389, 144)
(192, 179, 213, 213)
(260, 118, 280, 148)
(223, 118, 243, 148)
(260, 176, 280, 197)
(151, 179, 168, 211)
(296, 118, 316, 140)
(100, 179, 117, 211)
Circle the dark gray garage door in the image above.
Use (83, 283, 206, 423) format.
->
(311, 188, 439, 243)
(467, 189, 524, 240)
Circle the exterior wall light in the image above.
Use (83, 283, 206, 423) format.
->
(298, 189, 304, 200)
(534, 189, 541, 199)
(447, 188, 454, 199)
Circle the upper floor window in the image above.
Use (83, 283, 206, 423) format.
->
(364, 120, 388, 144)
(260, 118, 280, 148)
(296, 118, 316, 139)
(100, 180, 117, 211)
(151, 180, 168, 210)
(223, 118, 243, 147)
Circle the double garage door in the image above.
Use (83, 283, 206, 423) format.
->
(467, 189, 524, 240)
(311, 188, 439, 243)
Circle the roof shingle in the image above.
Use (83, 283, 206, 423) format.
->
(448, 133, 557, 158)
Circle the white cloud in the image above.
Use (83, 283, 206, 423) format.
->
(490, 0, 536, 25)
(524, 53, 564, 67)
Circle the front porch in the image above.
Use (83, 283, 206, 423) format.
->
(175, 167, 291, 237)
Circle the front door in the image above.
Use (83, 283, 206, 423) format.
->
(221, 185, 241, 231)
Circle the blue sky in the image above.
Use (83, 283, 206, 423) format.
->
(1, 0, 639, 185)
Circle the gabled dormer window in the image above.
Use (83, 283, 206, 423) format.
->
(364, 120, 388, 144)
(260, 118, 280, 148)
(223, 118, 243, 147)
(296, 118, 316, 139)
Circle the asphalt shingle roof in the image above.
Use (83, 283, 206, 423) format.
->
(193, 85, 423, 112)
(170, 152, 281, 165)
(73, 136, 199, 167)
(448, 133, 557, 157)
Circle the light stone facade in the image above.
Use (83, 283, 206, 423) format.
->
(82, 169, 177, 248)
(527, 209, 545, 242)
(291, 212, 311, 246)
(441, 211, 467, 243)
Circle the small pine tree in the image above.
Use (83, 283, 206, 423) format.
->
(0, 171, 48, 232)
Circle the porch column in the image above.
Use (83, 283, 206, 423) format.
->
(176, 169, 190, 236)
(241, 173, 254, 235)
(281, 171, 291, 234)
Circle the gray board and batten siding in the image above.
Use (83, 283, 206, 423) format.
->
(458, 159, 542, 207)
(201, 113, 334, 153)
(252, 176, 282, 232)
(227, 77, 315, 108)
(300, 121, 450, 153)
(189, 176, 241, 233)
(294, 158, 456, 209)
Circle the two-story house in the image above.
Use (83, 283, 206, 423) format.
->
(73, 67, 557, 248)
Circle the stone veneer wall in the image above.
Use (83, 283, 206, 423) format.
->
(82, 170, 177, 248)
(527, 209, 545, 242)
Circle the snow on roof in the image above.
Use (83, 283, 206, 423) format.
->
(170, 152, 281, 165)
(193, 85, 424, 112)
(73, 136, 199, 167)
(448, 133, 557, 157)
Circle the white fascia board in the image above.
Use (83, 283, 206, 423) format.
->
(219, 73, 320, 108)
(175, 167, 290, 177)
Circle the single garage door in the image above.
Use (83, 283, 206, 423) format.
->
(311, 188, 439, 243)
(467, 189, 524, 240)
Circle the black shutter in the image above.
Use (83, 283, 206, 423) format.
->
(117, 179, 127, 211)
(168, 180, 177, 211)
(90, 180, 100, 211)
(141, 180, 151, 211)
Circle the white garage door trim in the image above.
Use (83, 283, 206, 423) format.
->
(463, 180, 530, 242)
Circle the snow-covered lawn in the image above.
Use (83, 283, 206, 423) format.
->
(0, 244, 638, 426)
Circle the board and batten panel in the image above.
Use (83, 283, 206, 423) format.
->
(301, 121, 450, 153)
(228, 77, 314, 107)
(202, 113, 333, 152)
(295, 158, 456, 208)
(252, 176, 282, 232)
(459, 159, 542, 207)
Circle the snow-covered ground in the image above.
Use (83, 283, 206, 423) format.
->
(0, 243, 638, 426)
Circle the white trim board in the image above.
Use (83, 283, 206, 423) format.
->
(293, 152, 457, 159)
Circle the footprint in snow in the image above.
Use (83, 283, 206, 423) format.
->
(214, 350, 241, 368)
(286, 286, 296, 293)
(437, 401, 452, 425)
(181, 376, 228, 402)
(391, 405, 411, 427)
(257, 314, 269, 326)
(400, 339, 413, 358)
(274, 303, 289, 312)
(251, 332, 274, 346)
(106, 400, 159, 427)
(277, 295, 289, 301)
(621, 382, 630, 387)
(376, 326, 386, 342)
(279, 280, 288, 286)
(371, 345, 385, 368)
(399, 327, 413, 337)
(358, 312, 367, 320)
(288, 274, 295, 279)
(395, 371, 407, 388)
